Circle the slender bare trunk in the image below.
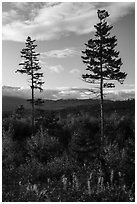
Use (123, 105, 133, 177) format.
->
(32, 79, 34, 136)
(31, 53, 35, 136)
(100, 19, 104, 144)
(100, 76, 104, 144)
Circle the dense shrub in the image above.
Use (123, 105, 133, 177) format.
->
(69, 115, 100, 163)
(2, 128, 15, 168)
(100, 139, 135, 189)
(116, 116, 135, 148)
(12, 118, 32, 140)
(2, 104, 135, 202)
(27, 128, 64, 163)
(3, 117, 32, 140)
(2, 128, 27, 167)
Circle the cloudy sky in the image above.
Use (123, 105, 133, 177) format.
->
(2, 2, 135, 99)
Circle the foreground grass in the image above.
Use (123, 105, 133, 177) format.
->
(2, 108, 135, 202)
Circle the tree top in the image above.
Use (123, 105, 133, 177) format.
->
(97, 9, 109, 21)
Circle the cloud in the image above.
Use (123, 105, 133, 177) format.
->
(2, 2, 134, 42)
(69, 68, 80, 74)
(104, 88, 135, 94)
(2, 85, 135, 100)
(48, 65, 64, 73)
(2, 10, 18, 24)
(41, 48, 80, 58)
(124, 84, 135, 88)
(57, 88, 135, 100)
(38, 60, 64, 74)
(103, 88, 135, 101)
(56, 87, 70, 90)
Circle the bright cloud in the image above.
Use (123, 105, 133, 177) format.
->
(2, 2, 134, 42)
(48, 65, 64, 73)
(69, 68, 80, 74)
(39, 60, 64, 74)
(41, 48, 80, 58)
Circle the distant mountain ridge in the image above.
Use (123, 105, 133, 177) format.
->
(2, 85, 135, 101)
(2, 87, 135, 115)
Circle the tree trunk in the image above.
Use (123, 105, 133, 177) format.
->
(100, 19, 104, 145)
(31, 54, 35, 136)
(100, 78, 104, 144)
(32, 81, 34, 136)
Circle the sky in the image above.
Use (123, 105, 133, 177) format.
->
(2, 2, 135, 99)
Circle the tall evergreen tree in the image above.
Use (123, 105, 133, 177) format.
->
(81, 10, 127, 144)
(16, 36, 44, 135)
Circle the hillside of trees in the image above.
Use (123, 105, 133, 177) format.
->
(2, 99, 135, 201)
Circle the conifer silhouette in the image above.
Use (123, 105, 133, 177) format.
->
(16, 36, 44, 135)
(82, 10, 127, 143)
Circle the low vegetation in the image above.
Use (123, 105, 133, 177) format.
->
(2, 99, 135, 201)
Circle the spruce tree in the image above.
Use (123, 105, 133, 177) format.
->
(16, 36, 44, 135)
(81, 10, 127, 144)
(70, 118, 99, 163)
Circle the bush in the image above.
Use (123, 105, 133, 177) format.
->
(27, 128, 63, 163)
(12, 118, 32, 140)
(69, 115, 100, 163)
(2, 127, 15, 168)
(3, 117, 32, 141)
(2, 127, 27, 168)
(116, 116, 134, 148)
